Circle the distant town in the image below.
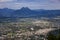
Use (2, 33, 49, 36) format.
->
(0, 17, 60, 40)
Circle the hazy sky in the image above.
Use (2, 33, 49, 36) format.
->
(0, 0, 60, 9)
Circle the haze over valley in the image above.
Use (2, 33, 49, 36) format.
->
(0, 0, 60, 40)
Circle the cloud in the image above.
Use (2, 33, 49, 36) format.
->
(0, 0, 60, 3)
(49, 0, 60, 3)
(0, 0, 60, 9)
(16, 0, 48, 3)
(0, 2, 60, 10)
(0, 0, 14, 2)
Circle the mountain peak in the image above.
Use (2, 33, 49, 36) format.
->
(20, 7, 31, 11)
(3, 8, 8, 9)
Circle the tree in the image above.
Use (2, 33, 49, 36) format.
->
(47, 33, 56, 40)
(56, 34, 60, 40)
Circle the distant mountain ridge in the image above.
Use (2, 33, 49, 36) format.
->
(0, 8, 14, 17)
(0, 7, 60, 18)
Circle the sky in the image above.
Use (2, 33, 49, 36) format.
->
(0, 0, 60, 10)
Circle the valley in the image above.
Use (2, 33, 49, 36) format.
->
(0, 18, 60, 40)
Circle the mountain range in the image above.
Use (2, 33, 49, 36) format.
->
(0, 7, 60, 18)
